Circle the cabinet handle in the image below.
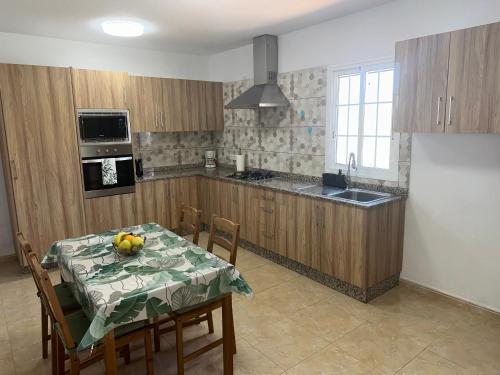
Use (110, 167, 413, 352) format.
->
(10, 160, 17, 180)
(262, 233, 274, 239)
(160, 111, 164, 129)
(436, 96, 442, 126)
(155, 113, 158, 129)
(447, 96, 453, 126)
(262, 208, 274, 214)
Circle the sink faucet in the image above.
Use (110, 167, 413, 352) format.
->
(346, 152, 357, 189)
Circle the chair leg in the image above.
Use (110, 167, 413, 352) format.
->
(222, 295, 234, 375)
(206, 311, 214, 334)
(120, 345, 131, 364)
(175, 318, 185, 375)
(144, 328, 155, 375)
(56, 333, 65, 375)
(51, 324, 57, 375)
(229, 303, 236, 354)
(153, 319, 161, 352)
(41, 302, 49, 359)
(69, 353, 80, 375)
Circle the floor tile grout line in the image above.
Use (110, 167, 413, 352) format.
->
(392, 344, 430, 374)
(425, 348, 470, 371)
(328, 341, 384, 373)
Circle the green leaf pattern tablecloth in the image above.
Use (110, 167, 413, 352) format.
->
(42, 223, 252, 350)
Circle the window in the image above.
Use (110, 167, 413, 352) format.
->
(326, 62, 399, 181)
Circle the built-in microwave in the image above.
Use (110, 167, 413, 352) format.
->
(77, 109, 131, 144)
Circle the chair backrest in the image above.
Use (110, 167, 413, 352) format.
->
(16, 232, 44, 294)
(206, 214, 240, 265)
(31, 253, 77, 350)
(178, 205, 202, 245)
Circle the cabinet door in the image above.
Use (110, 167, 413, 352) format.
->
(206, 82, 224, 131)
(294, 195, 312, 266)
(244, 186, 261, 244)
(258, 190, 276, 250)
(0, 64, 86, 259)
(128, 76, 162, 132)
(275, 192, 295, 257)
(84, 193, 136, 233)
(446, 23, 500, 133)
(310, 200, 326, 270)
(71, 68, 128, 109)
(162, 79, 186, 132)
(169, 176, 199, 229)
(135, 180, 170, 228)
(393, 33, 450, 133)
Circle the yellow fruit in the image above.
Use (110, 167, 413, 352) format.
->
(114, 231, 127, 246)
(118, 239, 132, 252)
(124, 234, 135, 243)
(131, 236, 144, 248)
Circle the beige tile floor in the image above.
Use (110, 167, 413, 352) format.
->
(0, 231, 499, 374)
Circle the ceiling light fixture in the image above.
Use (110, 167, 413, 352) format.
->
(101, 20, 144, 37)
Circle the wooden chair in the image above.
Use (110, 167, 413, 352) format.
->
(153, 214, 240, 372)
(30, 253, 155, 375)
(206, 214, 240, 266)
(16, 232, 80, 360)
(175, 205, 202, 245)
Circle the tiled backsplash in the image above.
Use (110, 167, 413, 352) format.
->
(133, 65, 412, 190)
(132, 132, 214, 168)
(215, 66, 412, 190)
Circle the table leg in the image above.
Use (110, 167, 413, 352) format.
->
(222, 294, 234, 375)
(104, 330, 118, 375)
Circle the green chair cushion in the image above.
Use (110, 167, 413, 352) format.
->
(54, 282, 81, 313)
(61, 310, 147, 350)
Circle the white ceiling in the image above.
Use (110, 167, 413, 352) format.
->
(0, 0, 395, 55)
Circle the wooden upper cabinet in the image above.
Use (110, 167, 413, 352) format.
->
(446, 23, 500, 133)
(393, 33, 450, 133)
(206, 82, 224, 131)
(128, 76, 163, 132)
(71, 68, 128, 109)
(0, 64, 85, 259)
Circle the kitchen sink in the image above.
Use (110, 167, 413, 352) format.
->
(330, 189, 390, 203)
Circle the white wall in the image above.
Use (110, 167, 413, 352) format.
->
(208, 0, 500, 311)
(404, 135, 500, 313)
(209, 0, 500, 81)
(0, 32, 211, 257)
(0, 32, 210, 79)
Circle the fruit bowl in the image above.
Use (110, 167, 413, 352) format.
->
(113, 232, 145, 256)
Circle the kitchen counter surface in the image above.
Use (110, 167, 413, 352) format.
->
(137, 166, 404, 208)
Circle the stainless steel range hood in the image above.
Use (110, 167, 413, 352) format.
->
(225, 35, 290, 109)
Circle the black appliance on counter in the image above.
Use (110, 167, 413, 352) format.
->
(226, 170, 276, 181)
(323, 170, 347, 189)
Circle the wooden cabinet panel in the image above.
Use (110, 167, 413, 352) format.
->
(135, 180, 171, 228)
(446, 23, 500, 133)
(205, 82, 224, 131)
(393, 33, 450, 133)
(294, 195, 312, 266)
(71, 68, 128, 109)
(128, 76, 162, 132)
(275, 192, 294, 257)
(162, 79, 186, 132)
(0, 64, 85, 260)
(310, 200, 326, 270)
(84, 193, 136, 233)
(244, 186, 261, 245)
(169, 176, 199, 229)
(258, 190, 276, 250)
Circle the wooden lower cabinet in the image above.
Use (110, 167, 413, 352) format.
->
(135, 180, 171, 229)
(84, 193, 136, 234)
(169, 176, 199, 229)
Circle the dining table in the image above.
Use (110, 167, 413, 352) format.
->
(42, 222, 253, 374)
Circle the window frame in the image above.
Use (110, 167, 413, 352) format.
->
(325, 60, 399, 181)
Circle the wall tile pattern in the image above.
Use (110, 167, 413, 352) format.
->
(134, 65, 412, 190)
(215, 66, 412, 190)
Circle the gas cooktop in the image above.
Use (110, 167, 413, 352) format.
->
(226, 170, 277, 181)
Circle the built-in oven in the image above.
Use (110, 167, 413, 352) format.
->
(77, 109, 130, 144)
(80, 144, 135, 198)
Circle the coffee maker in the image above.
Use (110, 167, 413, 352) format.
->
(205, 150, 217, 168)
